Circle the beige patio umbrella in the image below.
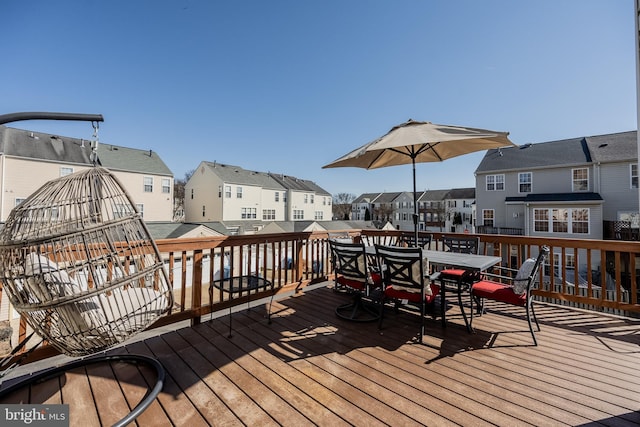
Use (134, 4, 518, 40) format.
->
(323, 119, 516, 243)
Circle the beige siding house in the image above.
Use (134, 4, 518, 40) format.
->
(184, 162, 332, 227)
(0, 125, 174, 222)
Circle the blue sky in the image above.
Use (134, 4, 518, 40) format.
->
(2, 1, 636, 196)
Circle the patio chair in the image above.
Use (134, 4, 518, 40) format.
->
(329, 240, 382, 322)
(470, 246, 550, 345)
(437, 236, 481, 320)
(374, 244, 439, 343)
(0, 166, 173, 426)
(400, 233, 432, 249)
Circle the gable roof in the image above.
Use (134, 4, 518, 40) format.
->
(353, 193, 381, 204)
(0, 125, 172, 176)
(475, 136, 591, 173)
(146, 222, 223, 239)
(269, 173, 331, 196)
(446, 187, 475, 199)
(204, 162, 284, 189)
(372, 192, 402, 203)
(202, 161, 331, 195)
(584, 131, 637, 163)
(418, 189, 449, 201)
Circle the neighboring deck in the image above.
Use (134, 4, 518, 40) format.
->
(1, 283, 639, 426)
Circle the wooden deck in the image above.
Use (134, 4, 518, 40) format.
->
(1, 283, 639, 426)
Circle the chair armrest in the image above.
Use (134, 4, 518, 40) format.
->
(478, 271, 516, 284)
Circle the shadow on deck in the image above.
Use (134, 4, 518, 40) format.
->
(1, 282, 639, 426)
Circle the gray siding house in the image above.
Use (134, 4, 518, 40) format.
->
(475, 131, 637, 240)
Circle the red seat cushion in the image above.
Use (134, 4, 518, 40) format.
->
(336, 272, 382, 291)
(440, 268, 465, 278)
(384, 283, 438, 304)
(336, 276, 366, 291)
(471, 280, 526, 306)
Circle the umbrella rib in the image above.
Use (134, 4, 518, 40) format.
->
(367, 150, 390, 168)
(416, 143, 444, 161)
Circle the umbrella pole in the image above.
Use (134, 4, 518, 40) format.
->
(412, 157, 419, 247)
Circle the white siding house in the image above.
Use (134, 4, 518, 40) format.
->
(184, 162, 332, 228)
(0, 125, 174, 222)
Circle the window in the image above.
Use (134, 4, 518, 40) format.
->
(552, 209, 568, 233)
(202, 205, 206, 217)
(143, 176, 153, 192)
(225, 186, 231, 198)
(60, 167, 73, 177)
(162, 178, 171, 194)
(136, 204, 144, 218)
(191, 188, 194, 199)
(236, 187, 243, 198)
(571, 208, 589, 234)
(275, 192, 279, 202)
(310, 194, 314, 204)
(549, 252, 576, 279)
(447, 200, 456, 208)
(263, 209, 275, 220)
(241, 207, 257, 219)
(486, 174, 505, 191)
(482, 209, 494, 226)
(534, 209, 549, 232)
(283, 193, 287, 203)
(519, 172, 532, 193)
(572, 168, 588, 192)
(304, 194, 308, 203)
(114, 204, 133, 218)
(631, 164, 638, 189)
(293, 209, 304, 220)
(534, 208, 589, 234)
(315, 211, 323, 220)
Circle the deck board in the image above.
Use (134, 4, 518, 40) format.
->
(1, 283, 639, 426)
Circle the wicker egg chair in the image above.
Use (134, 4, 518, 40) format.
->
(0, 113, 173, 425)
(0, 166, 173, 356)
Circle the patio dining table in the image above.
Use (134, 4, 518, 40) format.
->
(366, 246, 502, 330)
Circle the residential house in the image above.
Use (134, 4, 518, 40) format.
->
(418, 189, 449, 232)
(475, 131, 638, 285)
(350, 189, 475, 233)
(475, 132, 640, 239)
(444, 188, 476, 233)
(184, 162, 332, 231)
(393, 191, 418, 231)
(0, 125, 174, 222)
(369, 192, 401, 227)
(351, 193, 380, 221)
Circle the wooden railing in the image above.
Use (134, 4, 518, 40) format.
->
(8, 229, 640, 363)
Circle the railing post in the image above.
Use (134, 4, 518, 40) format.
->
(191, 249, 203, 325)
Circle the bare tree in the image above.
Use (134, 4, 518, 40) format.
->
(332, 192, 356, 220)
(373, 203, 394, 224)
(173, 169, 195, 222)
